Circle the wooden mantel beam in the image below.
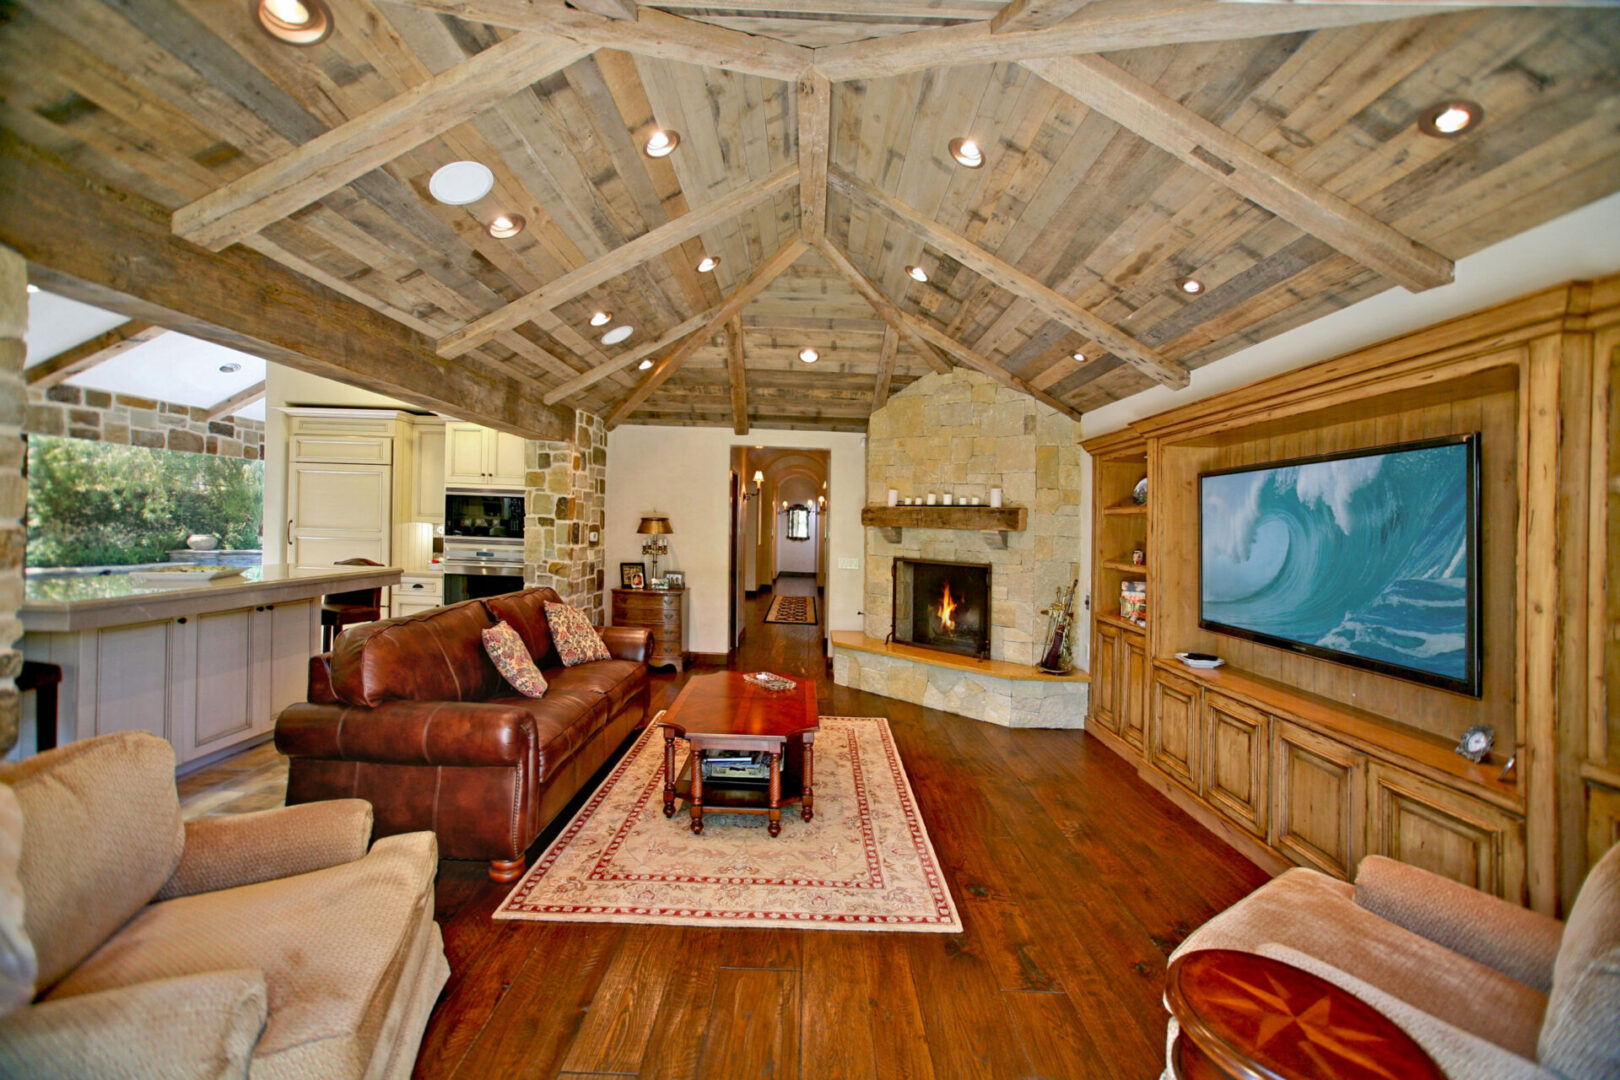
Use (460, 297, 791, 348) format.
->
(174, 35, 590, 252)
(0, 134, 571, 440)
(1022, 55, 1454, 293)
(726, 317, 749, 435)
(439, 164, 800, 358)
(607, 237, 808, 429)
(26, 321, 167, 388)
(829, 167, 1188, 388)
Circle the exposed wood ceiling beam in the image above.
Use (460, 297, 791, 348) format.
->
(607, 237, 808, 428)
(390, 2, 812, 81)
(872, 325, 898, 410)
(1022, 55, 1454, 293)
(571, 0, 639, 19)
(0, 133, 570, 440)
(542, 306, 722, 404)
(439, 163, 800, 357)
(26, 322, 167, 388)
(726, 317, 750, 435)
(173, 35, 590, 252)
(992, 0, 1101, 33)
(829, 167, 1188, 388)
(204, 381, 267, 421)
(817, 240, 1083, 421)
(811, 0, 1454, 81)
(797, 72, 832, 245)
(813, 241, 952, 376)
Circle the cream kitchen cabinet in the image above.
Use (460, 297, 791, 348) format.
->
(410, 419, 446, 523)
(444, 422, 526, 488)
(287, 461, 391, 569)
(391, 574, 444, 619)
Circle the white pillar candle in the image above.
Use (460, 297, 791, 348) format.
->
(942, 493, 953, 506)
(990, 487, 1003, 508)
(887, 488, 898, 507)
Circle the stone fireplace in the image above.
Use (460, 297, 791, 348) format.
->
(832, 369, 1088, 728)
(893, 558, 991, 659)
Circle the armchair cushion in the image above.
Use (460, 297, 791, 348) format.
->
(544, 601, 612, 666)
(0, 784, 35, 1016)
(47, 832, 442, 1080)
(0, 970, 267, 1080)
(1539, 840, 1620, 1079)
(0, 731, 184, 991)
(1354, 855, 1563, 992)
(156, 800, 373, 902)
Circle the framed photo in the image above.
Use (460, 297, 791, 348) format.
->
(649, 577, 668, 591)
(665, 570, 685, 589)
(620, 562, 646, 588)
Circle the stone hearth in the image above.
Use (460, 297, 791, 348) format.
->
(833, 370, 1088, 728)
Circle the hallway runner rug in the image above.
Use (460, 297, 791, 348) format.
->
(764, 594, 817, 624)
(494, 716, 961, 932)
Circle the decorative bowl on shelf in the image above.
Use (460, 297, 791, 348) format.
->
(185, 534, 219, 551)
(1131, 478, 1148, 505)
(1176, 652, 1225, 669)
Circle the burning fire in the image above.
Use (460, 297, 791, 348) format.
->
(935, 583, 959, 633)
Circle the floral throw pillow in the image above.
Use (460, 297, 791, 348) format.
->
(544, 601, 612, 666)
(481, 620, 548, 698)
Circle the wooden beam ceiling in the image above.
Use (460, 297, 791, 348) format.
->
(828, 168, 1188, 388)
(0, 134, 571, 440)
(26, 321, 168, 388)
(797, 72, 832, 245)
(814, 243, 953, 376)
(726, 317, 750, 435)
(873, 325, 898, 410)
(1021, 55, 1454, 293)
(991, 0, 1101, 34)
(543, 306, 722, 405)
(439, 164, 800, 357)
(204, 380, 267, 421)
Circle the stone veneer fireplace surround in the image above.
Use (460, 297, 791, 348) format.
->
(892, 557, 991, 659)
(833, 369, 1088, 728)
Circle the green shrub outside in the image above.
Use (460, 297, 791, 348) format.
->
(27, 436, 263, 568)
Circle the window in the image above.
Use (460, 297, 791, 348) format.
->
(785, 505, 810, 541)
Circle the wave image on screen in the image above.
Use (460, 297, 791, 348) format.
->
(1199, 437, 1478, 694)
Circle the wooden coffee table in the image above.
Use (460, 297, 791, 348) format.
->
(658, 671, 819, 837)
(1166, 949, 1445, 1080)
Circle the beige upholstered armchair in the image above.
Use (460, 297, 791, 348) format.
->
(1165, 842, 1620, 1079)
(0, 731, 449, 1079)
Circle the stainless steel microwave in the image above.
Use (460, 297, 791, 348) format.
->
(444, 488, 525, 545)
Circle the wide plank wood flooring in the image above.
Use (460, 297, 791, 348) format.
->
(181, 577, 1271, 1079)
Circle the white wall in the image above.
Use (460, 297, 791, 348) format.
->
(775, 474, 821, 574)
(606, 425, 865, 656)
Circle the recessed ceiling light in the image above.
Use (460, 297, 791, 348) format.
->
(601, 325, 634, 345)
(589, 311, 612, 327)
(1071, 351, 1086, 363)
(25, 283, 39, 294)
(254, 0, 332, 45)
(644, 130, 680, 158)
(948, 137, 984, 169)
(486, 213, 525, 239)
(905, 265, 928, 283)
(1418, 99, 1483, 138)
(638, 358, 654, 371)
(697, 255, 720, 273)
(799, 348, 819, 364)
(1177, 277, 1204, 295)
(429, 161, 494, 206)
(219, 362, 242, 374)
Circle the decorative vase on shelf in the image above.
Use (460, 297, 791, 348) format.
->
(185, 534, 218, 551)
(1132, 478, 1148, 505)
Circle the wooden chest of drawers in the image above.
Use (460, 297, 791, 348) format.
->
(611, 587, 686, 672)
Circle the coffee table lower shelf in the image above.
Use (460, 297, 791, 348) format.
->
(664, 757, 812, 837)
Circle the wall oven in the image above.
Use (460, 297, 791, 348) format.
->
(443, 488, 526, 604)
(442, 549, 526, 604)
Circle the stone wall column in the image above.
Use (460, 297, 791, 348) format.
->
(524, 411, 606, 623)
(0, 249, 29, 755)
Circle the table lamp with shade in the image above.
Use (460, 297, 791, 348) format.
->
(637, 515, 673, 582)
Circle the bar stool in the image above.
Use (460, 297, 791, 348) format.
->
(320, 558, 383, 652)
(17, 661, 62, 753)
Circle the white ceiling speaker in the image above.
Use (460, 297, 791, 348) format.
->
(429, 161, 494, 206)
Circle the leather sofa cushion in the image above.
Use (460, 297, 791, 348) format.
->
(0, 733, 185, 992)
(46, 832, 441, 1080)
(329, 599, 504, 708)
(484, 588, 563, 669)
(544, 661, 649, 719)
(487, 693, 609, 786)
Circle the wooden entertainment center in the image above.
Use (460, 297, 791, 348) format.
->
(1084, 277, 1620, 917)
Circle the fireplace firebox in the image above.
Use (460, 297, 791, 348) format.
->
(891, 558, 992, 659)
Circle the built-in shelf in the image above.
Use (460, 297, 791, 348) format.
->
(1102, 504, 1148, 516)
(1102, 560, 1147, 572)
(861, 504, 1028, 548)
(1097, 613, 1146, 634)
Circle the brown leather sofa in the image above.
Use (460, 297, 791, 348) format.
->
(275, 587, 652, 883)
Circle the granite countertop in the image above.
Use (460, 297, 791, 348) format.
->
(23, 564, 404, 633)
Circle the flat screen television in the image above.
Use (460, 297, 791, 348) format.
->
(1198, 435, 1481, 697)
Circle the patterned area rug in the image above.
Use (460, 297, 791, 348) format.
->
(764, 593, 817, 624)
(494, 716, 961, 932)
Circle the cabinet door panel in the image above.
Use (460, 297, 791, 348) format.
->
(288, 463, 391, 569)
(1090, 623, 1120, 732)
(94, 623, 170, 740)
(1367, 762, 1526, 903)
(267, 602, 316, 730)
(1202, 693, 1268, 838)
(1121, 631, 1147, 751)
(490, 431, 527, 488)
(1149, 669, 1200, 793)
(412, 425, 445, 523)
(289, 434, 391, 465)
(444, 423, 488, 485)
(192, 609, 255, 751)
(1272, 720, 1364, 879)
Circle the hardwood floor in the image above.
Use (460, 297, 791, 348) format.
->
(181, 577, 1272, 1079)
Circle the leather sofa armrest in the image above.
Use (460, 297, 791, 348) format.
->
(1354, 855, 1562, 991)
(599, 625, 651, 664)
(308, 654, 338, 704)
(276, 700, 537, 767)
(0, 971, 267, 1080)
(155, 799, 373, 901)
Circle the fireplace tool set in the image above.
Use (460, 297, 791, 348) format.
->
(1038, 580, 1079, 675)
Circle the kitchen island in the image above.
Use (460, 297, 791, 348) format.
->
(20, 563, 402, 769)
